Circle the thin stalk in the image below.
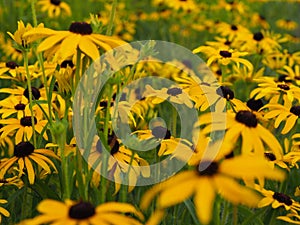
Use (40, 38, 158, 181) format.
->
(24, 50, 37, 147)
(74, 49, 82, 94)
(106, 0, 118, 36)
(30, 0, 38, 27)
(37, 53, 53, 125)
(100, 87, 113, 203)
(233, 205, 238, 225)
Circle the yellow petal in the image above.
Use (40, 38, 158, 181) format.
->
(79, 37, 100, 60)
(24, 157, 35, 184)
(194, 177, 215, 225)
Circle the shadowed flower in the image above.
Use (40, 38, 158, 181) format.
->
(21, 199, 144, 225)
(0, 142, 59, 184)
(37, 0, 71, 18)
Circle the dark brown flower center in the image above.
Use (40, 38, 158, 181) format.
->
(23, 87, 41, 100)
(246, 98, 264, 111)
(231, 25, 238, 31)
(273, 192, 292, 206)
(290, 106, 300, 117)
(151, 126, 171, 139)
(60, 60, 74, 68)
(253, 32, 264, 41)
(14, 103, 26, 111)
(277, 84, 290, 90)
(14, 141, 34, 157)
(6, 61, 19, 69)
(69, 201, 96, 219)
(219, 50, 232, 58)
(264, 152, 276, 161)
(20, 116, 37, 127)
(69, 22, 93, 35)
(216, 86, 234, 100)
(50, 0, 61, 5)
(235, 110, 258, 127)
(197, 161, 219, 176)
(110, 140, 120, 155)
(167, 87, 182, 96)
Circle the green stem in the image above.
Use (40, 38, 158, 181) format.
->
(171, 106, 177, 137)
(106, 0, 118, 36)
(233, 205, 238, 225)
(30, 0, 38, 27)
(24, 50, 37, 147)
(74, 49, 82, 94)
(100, 88, 113, 203)
(37, 53, 53, 125)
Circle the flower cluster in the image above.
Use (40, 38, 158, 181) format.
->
(0, 0, 300, 225)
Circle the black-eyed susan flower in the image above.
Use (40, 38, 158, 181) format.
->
(143, 84, 193, 108)
(193, 45, 253, 71)
(23, 22, 127, 63)
(0, 199, 10, 223)
(0, 142, 59, 184)
(256, 186, 300, 213)
(198, 110, 283, 158)
(250, 77, 300, 104)
(88, 135, 150, 193)
(141, 141, 285, 225)
(166, 0, 197, 12)
(262, 101, 300, 134)
(0, 95, 29, 119)
(278, 65, 300, 86)
(37, 0, 71, 18)
(21, 199, 143, 225)
(215, 22, 251, 41)
(0, 61, 20, 79)
(0, 113, 48, 143)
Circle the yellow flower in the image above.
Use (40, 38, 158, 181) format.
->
(276, 19, 298, 31)
(21, 199, 143, 225)
(0, 199, 10, 223)
(143, 84, 193, 108)
(88, 135, 150, 193)
(166, 0, 197, 12)
(257, 186, 300, 213)
(278, 65, 300, 86)
(193, 45, 253, 71)
(0, 113, 48, 143)
(250, 76, 300, 104)
(198, 110, 283, 158)
(37, 0, 71, 18)
(7, 21, 43, 50)
(141, 142, 285, 225)
(24, 22, 126, 63)
(0, 142, 59, 184)
(263, 101, 300, 134)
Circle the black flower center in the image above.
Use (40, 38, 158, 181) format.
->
(6, 61, 19, 69)
(151, 126, 171, 139)
(277, 84, 290, 90)
(69, 201, 96, 219)
(110, 140, 120, 155)
(264, 152, 276, 161)
(69, 22, 93, 35)
(273, 192, 292, 206)
(253, 32, 264, 41)
(23, 87, 41, 100)
(60, 60, 74, 68)
(290, 106, 300, 117)
(216, 86, 234, 100)
(14, 141, 34, 157)
(197, 161, 219, 176)
(167, 87, 182, 96)
(231, 25, 238, 31)
(20, 116, 37, 127)
(219, 50, 232, 58)
(246, 98, 264, 111)
(235, 110, 258, 127)
(14, 103, 26, 111)
(50, 0, 61, 5)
